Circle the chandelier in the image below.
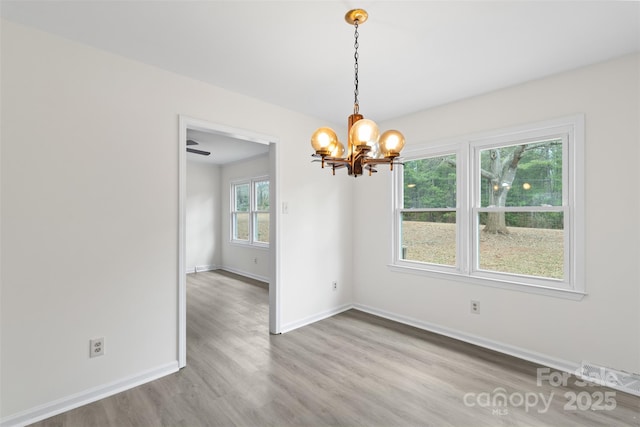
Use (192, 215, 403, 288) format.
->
(311, 9, 405, 177)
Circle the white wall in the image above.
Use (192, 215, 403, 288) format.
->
(186, 161, 221, 273)
(353, 53, 640, 374)
(0, 20, 354, 421)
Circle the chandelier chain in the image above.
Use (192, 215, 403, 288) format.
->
(353, 20, 359, 114)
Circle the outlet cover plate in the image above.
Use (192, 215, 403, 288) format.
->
(90, 337, 104, 358)
(470, 301, 480, 314)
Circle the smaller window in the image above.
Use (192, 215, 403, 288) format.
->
(253, 179, 270, 244)
(231, 183, 250, 242)
(231, 177, 270, 246)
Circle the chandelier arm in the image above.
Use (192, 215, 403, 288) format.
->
(324, 158, 350, 165)
(329, 163, 348, 171)
(362, 157, 402, 165)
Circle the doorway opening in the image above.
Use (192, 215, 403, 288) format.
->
(178, 116, 280, 367)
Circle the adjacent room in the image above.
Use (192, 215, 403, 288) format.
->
(184, 127, 271, 282)
(1, 1, 639, 426)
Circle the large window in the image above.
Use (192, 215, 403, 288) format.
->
(231, 177, 270, 246)
(393, 116, 584, 298)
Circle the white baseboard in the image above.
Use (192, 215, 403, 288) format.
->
(186, 266, 268, 284)
(1, 361, 179, 427)
(220, 266, 269, 284)
(186, 264, 217, 274)
(280, 303, 354, 333)
(352, 303, 579, 376)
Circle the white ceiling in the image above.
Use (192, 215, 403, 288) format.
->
(2, 1, 639, 162)
(186, 128, 269, 165)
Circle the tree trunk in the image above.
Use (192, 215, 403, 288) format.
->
(482, 172, 510, 234)
(483, 181, 510, 234)
(484, 211, 509, 234)
(481, 146, 527, 234)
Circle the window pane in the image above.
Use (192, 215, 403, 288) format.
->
(254, 180, 270, 211)
(478, 212, 564, 279)
(235, 184, 250, 212)
(401, 211, 456, 266)
(233, 212, 249, 241)
(403, 155, 456, 209)
(254, 212, 270, 243)
(479, 139, 563, 208)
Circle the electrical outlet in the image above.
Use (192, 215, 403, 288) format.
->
(90, 337, 104, 358)
(470, 300, 480, 314)
(332, 281, 337, 291)
(254, 257, 258, 264)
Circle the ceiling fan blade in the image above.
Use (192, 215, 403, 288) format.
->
(186, 139, 199, 146)
(187, 148, 210, 156)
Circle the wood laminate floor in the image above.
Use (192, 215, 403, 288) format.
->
(33, 270, 639, 426)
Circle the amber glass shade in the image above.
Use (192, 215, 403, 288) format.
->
(379, 130, 405, 157)
(311, 127, 338, 153)
(349, 119, 380, 147)
(331, 141, 345, 158)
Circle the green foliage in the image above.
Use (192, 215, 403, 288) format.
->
(478, 211, 564, 230)
(235, 184, 250, 211)
(403, 155, 456, 209)
(235, 181, 269, 212)
(255, 181, 270, 211)
(404, 141, 564, 229)
(479, 140, 563, 208)
(403, 211, 456, 223)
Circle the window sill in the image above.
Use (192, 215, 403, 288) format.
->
(230, 240, 270, 250)
(387, 263, 586, 301)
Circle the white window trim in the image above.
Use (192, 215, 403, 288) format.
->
(390, 114, 585, 300)
(230, 175, 270, 248)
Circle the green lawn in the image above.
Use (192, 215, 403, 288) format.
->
(401, 221, 563, 279)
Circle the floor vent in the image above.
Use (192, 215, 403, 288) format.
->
(580, 361, 640, 396)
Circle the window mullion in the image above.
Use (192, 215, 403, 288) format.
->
(459, 142, 472, 275)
